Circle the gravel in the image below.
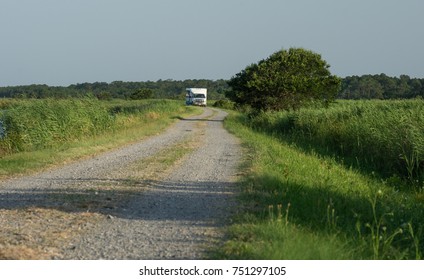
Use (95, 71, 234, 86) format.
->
(0, 108, 241, 259)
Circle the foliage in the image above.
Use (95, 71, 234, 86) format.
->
(2, 74, 423, 102)
(220, 110, 424, 259)
(129, 88, 154, 99)
(339, 74, 424, 99)
(212, 99, 235, 110)
(227, 48, 341, 111)
(0, 79, 229, 100)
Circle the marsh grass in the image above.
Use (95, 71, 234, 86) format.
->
(0, 98, 114, 153)
(248, 99, 424, 186)
(220, 109, 424, 259)
(0, 99, 199, 177)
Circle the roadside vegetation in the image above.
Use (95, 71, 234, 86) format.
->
(248, 99, 424, 184)
(214, 47, 424, 260)
(216, 100, 424, 259)
(0, 98, 199, 177)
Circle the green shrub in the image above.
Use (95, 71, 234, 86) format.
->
(213, 99, 235, 110)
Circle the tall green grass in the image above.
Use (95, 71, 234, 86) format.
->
(218, 108, 424, 260)
(0, 98, 114, 154)
(0, 98, 192, 155)
(0, 98, 197, 176)
(248, 99, 424, 186)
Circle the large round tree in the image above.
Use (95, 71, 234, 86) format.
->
(227, 48, 341, 111)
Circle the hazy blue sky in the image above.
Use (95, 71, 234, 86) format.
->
(1, 0, 423, 86)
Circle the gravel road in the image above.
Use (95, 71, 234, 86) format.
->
(0, 107, 241, 259)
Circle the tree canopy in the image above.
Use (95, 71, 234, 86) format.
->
(0, 79, 229, 100)
(226, 48, 341, 111)
(339, 74, 424, 99)
(1, 71, 423, 102)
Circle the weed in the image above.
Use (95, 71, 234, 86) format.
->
(407, 223, 421, 260)
(326, 204, 338, 232)
(268, 203, 290, 226)
(363, 190, 404, 259)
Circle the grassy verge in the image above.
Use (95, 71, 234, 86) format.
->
(0, 100, 203, 260)
(217, 110, 424, 259)
(0, 99, 201, 178)
(248, 99, 424, 185)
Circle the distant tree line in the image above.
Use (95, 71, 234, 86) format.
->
(0, 79, 229, 100)
(1, 74, 423, 100)
(338, 74, 424, 99)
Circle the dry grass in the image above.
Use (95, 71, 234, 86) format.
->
(0, 207, 103, 260)
(145, 111, 160, 120)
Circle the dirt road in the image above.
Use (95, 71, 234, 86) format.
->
(0, 108, 241, 259)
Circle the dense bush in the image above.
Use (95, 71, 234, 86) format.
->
(213, 99, 235, 110)
(227, 48, 341, 111)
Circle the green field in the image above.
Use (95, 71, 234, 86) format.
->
(0, 98, 199, 177)
(217, 99, 424, 259)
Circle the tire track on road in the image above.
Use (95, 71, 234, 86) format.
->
(61, 108, 241, 259)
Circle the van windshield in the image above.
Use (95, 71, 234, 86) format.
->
(194, 94, 205, 98)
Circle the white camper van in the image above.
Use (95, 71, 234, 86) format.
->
(186, 88, 207, 107)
